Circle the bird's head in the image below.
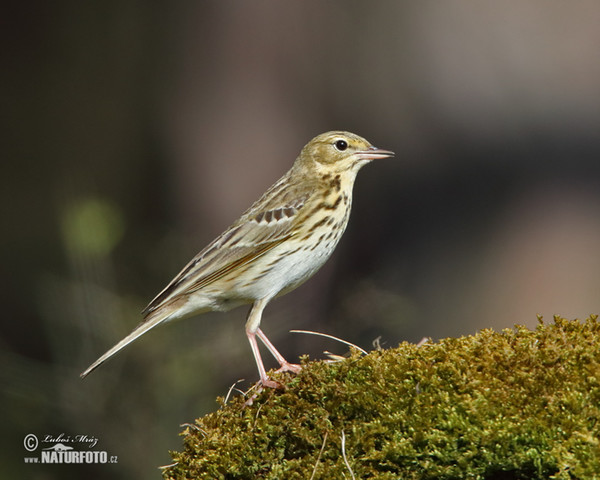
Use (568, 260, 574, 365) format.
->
(297, 131, 394, 176)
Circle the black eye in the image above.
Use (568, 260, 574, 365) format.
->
(334, 139, 348, 151)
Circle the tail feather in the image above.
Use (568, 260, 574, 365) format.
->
(80, 312, 170, 378)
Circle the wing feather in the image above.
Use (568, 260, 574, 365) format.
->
(141, 191, 311, 317)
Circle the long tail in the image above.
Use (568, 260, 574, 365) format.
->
(80, 311, 171, 378)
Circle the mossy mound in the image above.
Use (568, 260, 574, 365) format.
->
(163, 316, 600, 479)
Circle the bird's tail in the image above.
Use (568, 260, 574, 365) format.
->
(80, 310, 172, 379)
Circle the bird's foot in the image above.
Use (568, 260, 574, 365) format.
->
(275, 362, 302, 374)
(260, 377, 282, 389)
(244, 378, 279, 406)
(258, 363, 301, 391)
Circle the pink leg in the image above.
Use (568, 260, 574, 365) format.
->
(256, 328, 301, 374)
(246, 328, 280, 389)
(245, 298, 301, 388)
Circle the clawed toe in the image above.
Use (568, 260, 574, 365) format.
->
(259, 364, 301, 390)
(260, 378, 282, 389)
(275, 362, 302, 374)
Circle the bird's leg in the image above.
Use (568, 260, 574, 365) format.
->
(245, 299, 280, 389)
(256, 328, 302, 374)
(245, 299, 302, 388)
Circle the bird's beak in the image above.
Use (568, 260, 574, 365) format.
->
(356, 146, 395, 161)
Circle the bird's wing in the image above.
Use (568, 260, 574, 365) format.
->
(141, 193, 310, 317)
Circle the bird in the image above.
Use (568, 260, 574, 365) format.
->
(80, 131, 394, 388)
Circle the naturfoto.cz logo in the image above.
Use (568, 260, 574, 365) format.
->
(23, 433, 118, 464)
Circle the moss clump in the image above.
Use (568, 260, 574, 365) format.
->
(163, 316, 600, 479)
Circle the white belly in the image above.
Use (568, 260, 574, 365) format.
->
(234, 223, 347, 302)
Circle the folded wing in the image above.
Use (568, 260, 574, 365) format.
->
(141, 194, 309, 317)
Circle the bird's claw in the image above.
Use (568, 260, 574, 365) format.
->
(275, 362, 302, 374)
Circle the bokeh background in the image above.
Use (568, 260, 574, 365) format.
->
(3, 1, 600, 478)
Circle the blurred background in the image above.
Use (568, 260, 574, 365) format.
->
(3, 1, 600, 478)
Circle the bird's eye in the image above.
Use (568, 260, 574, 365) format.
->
(334, 139, 348, 151)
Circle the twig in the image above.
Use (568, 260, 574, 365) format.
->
(323, 351, 347, 363)
(309, 431, 328, 480)
(224, 379, 245, 404)
(290, 329, 368, 355)
(372, 335, 383, 350)
(179, 423, 206, 437)
(341, 429, 355, 480)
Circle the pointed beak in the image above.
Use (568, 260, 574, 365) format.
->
(356, 146, 395, 161)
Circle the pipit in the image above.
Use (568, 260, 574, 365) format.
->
(81, 131, 394, 388)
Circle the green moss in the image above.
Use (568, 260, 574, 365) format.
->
(163, 316, 600, 479)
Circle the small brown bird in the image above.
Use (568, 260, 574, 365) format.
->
(81, 131, 394, 387)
